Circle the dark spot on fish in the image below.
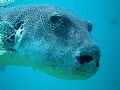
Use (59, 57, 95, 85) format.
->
(15, 20, 24, 30)
(20, 25, 24, 29)
(51, 65, 56, 67)
(75, 67, 80, 71)
(10, 48, 16, 51)
(20, 31, 23, 35)
(6, 39, 11, 43)
(10, 35, 15, 39)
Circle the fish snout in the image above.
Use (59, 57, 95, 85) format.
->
(76, 46, 100, 67)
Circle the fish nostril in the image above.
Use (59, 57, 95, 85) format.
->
(76, 55, 93, 64)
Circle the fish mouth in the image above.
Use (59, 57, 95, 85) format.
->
(72, 62, 99, 79)
(70, 53, 100, 80)
(76, 46, 101, 67)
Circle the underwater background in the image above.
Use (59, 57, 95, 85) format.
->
(0, 0, 120, 90)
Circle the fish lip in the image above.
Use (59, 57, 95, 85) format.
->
(72, 63, 99, 80)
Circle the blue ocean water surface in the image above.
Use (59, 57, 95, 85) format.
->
(0, 0, 120, 90)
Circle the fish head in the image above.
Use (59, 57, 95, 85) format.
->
(14, 5, 100, 80)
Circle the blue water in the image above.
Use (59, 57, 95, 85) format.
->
(0, 0, 120, 90)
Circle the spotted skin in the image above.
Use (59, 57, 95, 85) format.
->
(0, 5, 100, 80)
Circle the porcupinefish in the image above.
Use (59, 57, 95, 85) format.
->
(0, 1, 100, 80)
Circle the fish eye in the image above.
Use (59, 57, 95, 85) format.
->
(49, 14, 71, 27)
(50, 16, 60, 23)
(49, 14, 71, 39)
(49, 14, 62, 24)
